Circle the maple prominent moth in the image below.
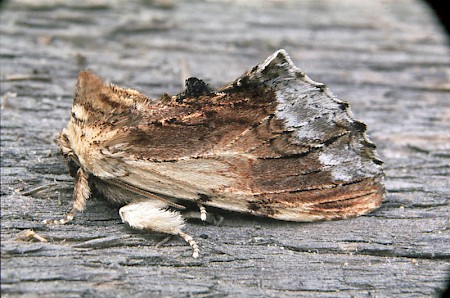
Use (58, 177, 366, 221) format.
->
(45, 50, 384, 258)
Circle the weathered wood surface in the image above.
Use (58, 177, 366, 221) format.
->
(1, 0, 449, 297)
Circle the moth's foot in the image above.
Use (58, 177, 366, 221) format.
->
(198, 203, 207, 221)
(179, 231, 199, 258)
(155, 234, 200, 258)
(42, 214, 74, 225)
(199, 204, 224, 225)
(183, 203, 223, 225)
(183, 209, 223, 225)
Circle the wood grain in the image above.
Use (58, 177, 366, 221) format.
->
(1, 0, 449, 297)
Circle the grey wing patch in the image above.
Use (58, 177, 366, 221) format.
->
(243, 49, 383, 183)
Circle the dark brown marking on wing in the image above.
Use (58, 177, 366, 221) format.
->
(120, 86, 279, 161)
(247, 177, 384, 220)
(197, 193, 212, 203)
(247, 200, 277, 216)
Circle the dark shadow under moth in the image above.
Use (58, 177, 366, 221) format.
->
(45, 50, 385, 258)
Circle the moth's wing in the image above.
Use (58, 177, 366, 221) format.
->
(120, 51, 384, 221)
(213, 50, 385, 221)
(61, 71, 248, 205)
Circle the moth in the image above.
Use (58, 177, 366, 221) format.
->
(45, 50, 384, 258)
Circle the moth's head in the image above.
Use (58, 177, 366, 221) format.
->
(56, 130, 80, 177)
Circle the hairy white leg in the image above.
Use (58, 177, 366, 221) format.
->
(43, 168, 90, 225)
(119, 200, 200, 258)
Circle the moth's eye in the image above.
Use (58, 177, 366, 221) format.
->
(67, 157, 80, 178)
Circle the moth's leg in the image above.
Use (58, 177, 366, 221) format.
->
(178, 232, 199, 258)
(198, 203, 207, 221)
(119, 200, 199, 258)
(155, 235, 172, 248)
(182, 208, 224, 226)
(212, 213, 224, 226)
(155, 234, 199, 258)
(197, 203, 224, 225)
(43, 168, 90, 225)
(180, 203, 207, 222)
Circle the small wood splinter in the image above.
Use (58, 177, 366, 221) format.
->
(15, 229, 48, 242)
